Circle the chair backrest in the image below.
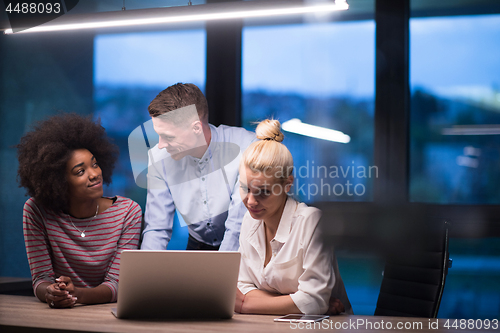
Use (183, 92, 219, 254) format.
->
(374, 220, 451, 318)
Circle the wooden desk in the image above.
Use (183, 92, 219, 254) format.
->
(0, 295, 481, 332)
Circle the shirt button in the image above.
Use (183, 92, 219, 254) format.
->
(205, 158, 208, 161)
(202, 177, 205, 181)
(213, 238, 217, 242)
(207, 222, 210, 226)
(204, 201, 207, 204)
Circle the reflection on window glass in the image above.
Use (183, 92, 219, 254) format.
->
(410, 13, 500, 320)
(94, 30, 206, 249)
(243, 21, 375, 203)
(410, 14, 500, 204)
(243, 20, 376, 315)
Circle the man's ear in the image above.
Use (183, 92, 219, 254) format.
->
(192, 120, 203, 135)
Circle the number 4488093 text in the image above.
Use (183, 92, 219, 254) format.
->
(444, 319, 498, 330)
(5, 2, 61, 14)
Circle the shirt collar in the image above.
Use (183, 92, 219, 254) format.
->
(244, 196, 297, 262)
(208, 123, 217, 143)
(273, 196, 297, 244)
(189, 124, 216, 165)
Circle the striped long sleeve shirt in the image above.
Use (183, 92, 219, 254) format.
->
(23, 196, 142, 302)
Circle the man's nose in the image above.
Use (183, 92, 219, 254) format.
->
(158, 137, 169, 149)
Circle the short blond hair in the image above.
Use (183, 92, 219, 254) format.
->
(241, 119, 293, 180)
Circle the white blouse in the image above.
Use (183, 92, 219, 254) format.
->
(238, 196, 352, 315)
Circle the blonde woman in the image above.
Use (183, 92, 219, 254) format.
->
(235, 119, 352, 315)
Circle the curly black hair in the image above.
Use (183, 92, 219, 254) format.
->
(16, 113, 119, 212)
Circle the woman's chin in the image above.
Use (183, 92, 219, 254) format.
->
(248, 209, 264, 219)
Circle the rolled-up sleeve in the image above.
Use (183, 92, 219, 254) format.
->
(289, 215, 334, 315)
(141, 154, 175, 250)
(219, 172, 246, 251)
(237, 250, 259, 295)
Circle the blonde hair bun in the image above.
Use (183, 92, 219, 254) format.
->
(255, 119, 284, 143)
(241, 118, 293, 179)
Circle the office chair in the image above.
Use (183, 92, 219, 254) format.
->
(374, 220, 451, 318)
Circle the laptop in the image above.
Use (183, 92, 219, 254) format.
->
(111, 250, 241, 319)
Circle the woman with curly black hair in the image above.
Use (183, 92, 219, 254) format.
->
(17, 113, 142, 309)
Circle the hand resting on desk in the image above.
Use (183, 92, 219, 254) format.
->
(326, 296, 345, 315)
(234, 288, 345, 315)
(39, 276, 113, 308)
(42, 277, 77, 308)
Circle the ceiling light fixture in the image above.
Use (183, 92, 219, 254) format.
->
(282, 118, 351, 143)
(4, 0, 348, 34)
(441, 125, 500, 136)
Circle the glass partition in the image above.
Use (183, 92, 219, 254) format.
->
(242, 20, 376, 203)
(410, 14, 500, 204)
(94, 30, 206, 249)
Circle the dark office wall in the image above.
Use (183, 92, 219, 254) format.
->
(206, 0, 242, 127)
(0, 32, 94, 277)
(206, 18, 242, 127)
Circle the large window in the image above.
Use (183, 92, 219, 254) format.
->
(410, 14, 500, 204)
(410, 12, 500, 319)
(243, 18, 378, 315)
(243, 21, 375, 203)
(94, 30, 206, 249)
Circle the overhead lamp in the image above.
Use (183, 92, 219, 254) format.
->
(441, 125, 500, 136)
(4, 0, 348, 34)
(282, 118, 351, 143)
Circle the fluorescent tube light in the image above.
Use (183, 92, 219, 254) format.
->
(282, 118, 351, 143)
(441, 125, 500, 136)
(4, 0, 348, 34)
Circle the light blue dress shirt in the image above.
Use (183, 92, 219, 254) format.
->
(141, 124, 256, 251)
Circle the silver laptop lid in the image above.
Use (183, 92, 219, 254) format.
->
(115, 250, 240, 319)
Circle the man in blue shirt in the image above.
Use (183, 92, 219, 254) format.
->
(140, 83, 256, 251)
